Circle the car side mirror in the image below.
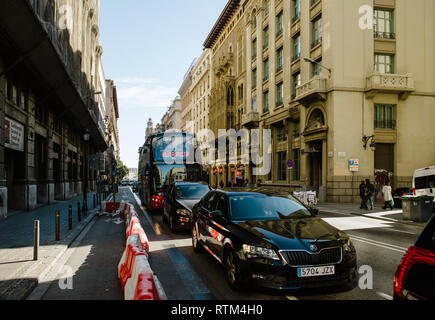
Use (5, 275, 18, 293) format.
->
(309, 207, 319, 216)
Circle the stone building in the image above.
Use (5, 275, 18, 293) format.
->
(179, 60, 195, 134)
(190, 49, 213, 173)
(203, 0, 435, 202)
(160, 98, 182, 133)
(0, 0, 114, 219)
(205, 0, 249, 187)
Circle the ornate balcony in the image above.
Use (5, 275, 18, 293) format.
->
(242, 111, 260, 128)
(365, 73, 415, 100)
(295, 76, 327, 106)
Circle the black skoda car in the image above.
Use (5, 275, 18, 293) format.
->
(163, 182, 211, 233)
(191, 188, 357, 291)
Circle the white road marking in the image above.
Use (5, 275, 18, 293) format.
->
(349, 234, 408, 254)
(322, 216, 394, 231)
(286, 296, 299, 300)
(131, 190, 160, 235)
(379, 228, 418, 236)
(377, 292, 393, 300)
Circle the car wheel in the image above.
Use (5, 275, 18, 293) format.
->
(169, 213, 177, 233)
(224, 249, 243, 291)
(192, 224, 202, 253)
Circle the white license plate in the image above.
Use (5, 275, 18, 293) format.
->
(297, 266, 335, 278)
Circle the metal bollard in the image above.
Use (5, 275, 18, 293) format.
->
(68, 205, 73, 230)
(55, 211, 60, 241)
(83, 199, 88, 216)
(34, 220, 40, 261)
(77, 202, 81, 222)
(93, 194, 96, 209)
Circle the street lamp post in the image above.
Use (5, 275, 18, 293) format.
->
(83, 129, 90, 213)
(303, 57, 332, 74)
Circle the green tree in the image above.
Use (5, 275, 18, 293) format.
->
(117, 160, 129, 181)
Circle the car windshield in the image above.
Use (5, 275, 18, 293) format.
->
(229, 194, 312, 221)
(175, 185, 210, 200)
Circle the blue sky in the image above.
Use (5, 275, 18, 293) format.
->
(99, 0, 228, 169)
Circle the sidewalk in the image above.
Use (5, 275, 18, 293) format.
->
(315, 202, 427, 227)
(0, 192, 100, 300)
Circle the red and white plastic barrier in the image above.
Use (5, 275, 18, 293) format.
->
(118, 202, 166, 300)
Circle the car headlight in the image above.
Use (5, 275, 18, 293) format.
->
(176, 209, 191, 217)
(343, 239, 355, 254)
(242, 244, 280, 261)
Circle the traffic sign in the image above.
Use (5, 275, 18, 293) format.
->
(287, 159, 294, 169)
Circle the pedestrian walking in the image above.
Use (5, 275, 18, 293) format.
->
(359, 180, 368, 210)
(366, 179, 375, 210)
(382, 182, 394, 210)
(219, 180, 224, 189)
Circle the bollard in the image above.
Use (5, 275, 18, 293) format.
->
(33, 220, 39, 261)
(83, 199, 88, 216)
(77, 202, 81, 222)
(68, 205, 73, 230)
(93, 194, 96, 209)
(55, 211, 60, 241)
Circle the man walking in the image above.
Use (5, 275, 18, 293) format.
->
(360, 180, 368, 210)
(366, 179, 375, 210)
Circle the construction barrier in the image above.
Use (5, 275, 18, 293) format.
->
(117, 202, 166, 300)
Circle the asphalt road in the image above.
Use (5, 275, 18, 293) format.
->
(122, 187, 424, 301)
(36, 187, 425, 300)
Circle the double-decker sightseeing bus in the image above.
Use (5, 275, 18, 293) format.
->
(138, 132, 206, 212)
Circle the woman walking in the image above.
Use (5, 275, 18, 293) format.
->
(382, 182, 394, 210)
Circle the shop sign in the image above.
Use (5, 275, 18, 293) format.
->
(4, 117, 25, 152)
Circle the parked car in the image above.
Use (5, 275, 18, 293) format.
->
(163, 182, 211, 233)
(413, 166, 435, 202)
(191, 187, 358, 291)
(393, 188, 412, 208)
(394, 214, 435, 300)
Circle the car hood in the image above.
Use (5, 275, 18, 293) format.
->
(234, 217, 343, 251)
(176, 199, 200, 211)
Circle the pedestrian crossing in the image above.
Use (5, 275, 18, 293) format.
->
(321, 216, 394, 232)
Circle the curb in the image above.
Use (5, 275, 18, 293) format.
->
(0, 209, 98, 300)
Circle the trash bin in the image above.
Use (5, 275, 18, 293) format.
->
(401, 196, 434, 223)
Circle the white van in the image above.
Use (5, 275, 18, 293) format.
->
(412, 166, 435, 201)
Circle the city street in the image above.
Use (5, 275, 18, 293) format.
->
(1, 0, 434, 303)
(92, 187, 423, 301)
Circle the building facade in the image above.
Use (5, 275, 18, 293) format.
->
(190, 49, 213, 173)
(0, 0, 114, 219)
(179, 61, 195, 134)
(202, 0, 435, 202)
(205, 0, 249, 187)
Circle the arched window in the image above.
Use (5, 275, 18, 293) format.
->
(264, 0, 270, 16)
(227, 86, 234, 106)
(252, 9, 257, 28)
